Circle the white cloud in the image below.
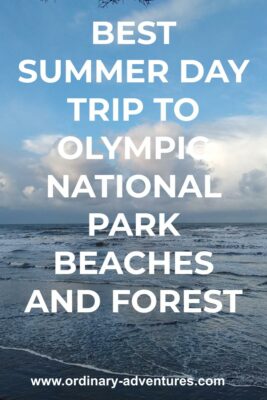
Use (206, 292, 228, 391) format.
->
(22, 186, 36, 197)
(128, 0, 249, 28)
(0, 171, 18, 208)
(0, 172, 9, 191)
(39, 117, 267, 216)
(23, 134, 63, 155)
(193, 116, 267, 196)
(1, 115, 267, 221)
(129, 0, 221, 26)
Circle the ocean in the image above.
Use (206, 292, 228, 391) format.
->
(0, 223, 266, 398)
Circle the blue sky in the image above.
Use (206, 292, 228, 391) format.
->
(0, 0, 267, 222)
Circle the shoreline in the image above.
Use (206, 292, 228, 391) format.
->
(0, 347, 266, 400)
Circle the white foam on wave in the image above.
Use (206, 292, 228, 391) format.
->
(0, 344, 186, 378)
(228, 382, 267, 389)
(0, 345, 266, 388)
(0, 344, 131, 375)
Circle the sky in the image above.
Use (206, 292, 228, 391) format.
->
(0, 0, 267, 223)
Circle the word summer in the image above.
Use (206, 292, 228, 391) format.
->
(18, 59, 250, 84)
(25, 289, 243, 314)
(48, 174, 221, 199)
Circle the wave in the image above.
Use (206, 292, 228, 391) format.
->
(227, 381, 267, 389)
(8, 262, 35, 269)
(37, 230, 74, 236)
(95, 241, 108, 247)
(7, 261, 54, 269)
(5, 277, 196, 291)
(213, 251, 264, 256)
(136, 317, 209, 327)
(258, 281, 267, 286)
(0, 345, 265, 388)
(0, 345, 187, 378)
(214, 271, 267, 278)
(210, 244, 262, 250)
(115, 315, 212, 329)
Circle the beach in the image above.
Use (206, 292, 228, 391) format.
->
(1, 348, 266, 400)
(0, 223, 266, 399)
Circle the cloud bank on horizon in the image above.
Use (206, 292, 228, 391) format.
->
(1, 115, 267, 222)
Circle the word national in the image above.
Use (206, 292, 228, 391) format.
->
(48, 174, 221, 199)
